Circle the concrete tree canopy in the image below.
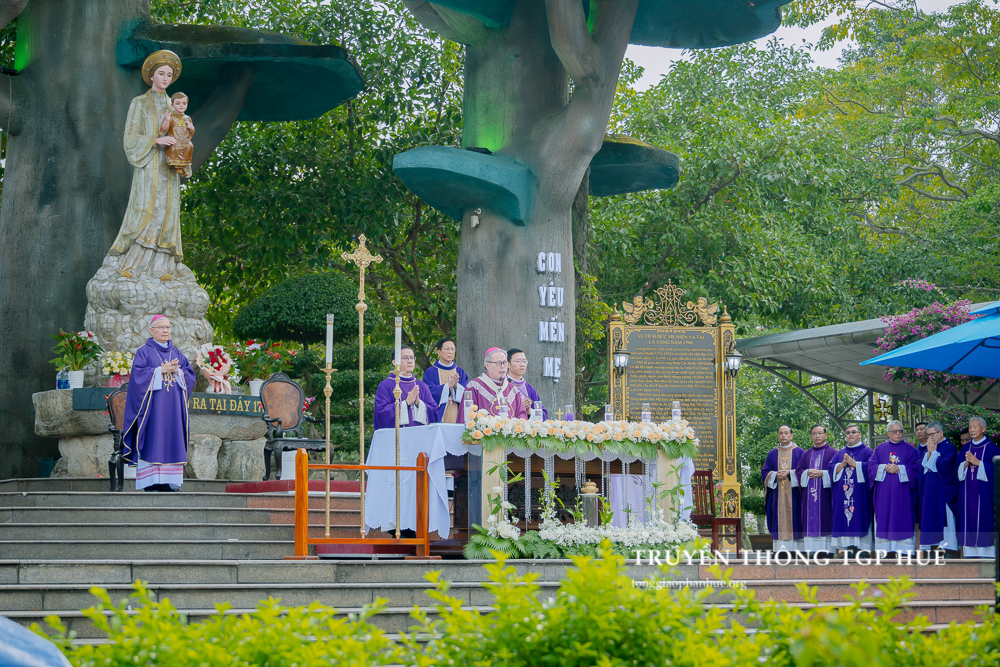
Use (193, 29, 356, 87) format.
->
(588, 135, 680, 197)
(392, 146, 534, 224)
(414, 0, 784, 47)
(0, 0, 368, 479)
(117, 23, 364, 122)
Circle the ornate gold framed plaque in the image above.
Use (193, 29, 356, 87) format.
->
(608, 282, 740, 547)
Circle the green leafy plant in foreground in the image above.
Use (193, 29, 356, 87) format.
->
(36, 544, 1000, 666)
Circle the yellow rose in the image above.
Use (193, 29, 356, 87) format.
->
(472, 430, 484, 440)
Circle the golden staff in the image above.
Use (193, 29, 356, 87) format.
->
(341, 234, 383, 536)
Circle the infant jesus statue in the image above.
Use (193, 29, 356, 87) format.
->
(160, 92, 195, 177)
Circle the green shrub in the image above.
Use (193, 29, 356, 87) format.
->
(929, 403, 1000, 442)
(232, 272, 382, 346)
(38, 544, 1000, 666)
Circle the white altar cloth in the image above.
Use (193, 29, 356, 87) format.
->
(364, 423, 468, 538)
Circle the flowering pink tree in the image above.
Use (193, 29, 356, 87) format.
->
(874, 299, 986, 403)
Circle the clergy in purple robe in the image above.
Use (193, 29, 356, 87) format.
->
(917, 421, 959, 552)
(957, 417, 997, 558)
(374, 346, 438, 430)
(829, 425, 874, 552)
(794, 425, 837, 553)
(761, 425, 803, 552)
(868, 420, 919, 554)
(421, 337, 469, 424)
(465, 348, 528, 419)
(122, 315, 195, 492)
(506, 348, 548, 419)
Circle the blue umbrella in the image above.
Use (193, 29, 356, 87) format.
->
(0, 615, 72, 667)
(860, 300, 1000, 378)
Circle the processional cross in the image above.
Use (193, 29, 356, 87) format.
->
(341, 234, 383, 535)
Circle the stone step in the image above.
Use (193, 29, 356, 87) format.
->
(0, 506, 360, 525)
(0, 577, 989, 615)
(0, 523, 376, 542)
(0, 541, 301, 561)
(0, 492, 253, 509)
(0, 478, 233, 493)
(5, 596, 992, 639)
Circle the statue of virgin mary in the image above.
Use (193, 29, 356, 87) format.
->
(107, 49, 190, 281)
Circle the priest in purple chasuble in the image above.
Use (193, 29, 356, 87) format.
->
(374, 346, 438, 430)
(465, 348, 529, 419)
(956, 416, 997, 558)
(794, 425, 838, 553)
(121, 315, 195, 492)
(761, 425, 804, 552)
(421, 337, 469, 424)
(917, 421, 959, 552)
(506, 348, 548, 419)
(868, 420, 919, 554)
(828, 424, 874, 552)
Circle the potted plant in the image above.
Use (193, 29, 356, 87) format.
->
(101, 350, 134, 387)
(233, 340, 289, 395)
(50, 330, 103, 389)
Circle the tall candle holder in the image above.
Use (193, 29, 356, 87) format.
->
(342, 235, 383, 536)
(322, 361, 335, 536)
(392, 362, 402, 539)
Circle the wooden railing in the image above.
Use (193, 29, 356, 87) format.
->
(287, 447, 432, 559)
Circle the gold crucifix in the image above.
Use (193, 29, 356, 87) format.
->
(554, 407, 564, 420)
(341, 234, 383, 536)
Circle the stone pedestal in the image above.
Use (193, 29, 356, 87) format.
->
(84, 256, 213, 364)
(185, 434, 223, 479)
(54, 435, 116, 478)
(218, 438, 266, 481)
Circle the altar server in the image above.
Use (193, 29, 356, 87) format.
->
(795, 425, 837, 553)
(829, 425, 874, 552)
(421, 337, 468, 424)
(122, 315, 195, 492)
(506, 348, 548, 419)
(761, 425, 803, 552)
(374, 345, 438, 430)
(917, 421, 958, 553)
(465, 348, 528, 419)
(957, 416, 997, 557)
(868, 421, 919, 554)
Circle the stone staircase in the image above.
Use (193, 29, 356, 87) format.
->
(0, 478, 995, 641)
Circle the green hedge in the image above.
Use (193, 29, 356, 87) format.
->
(38, 543, 1000, 666)
(233, 272, 382, 346)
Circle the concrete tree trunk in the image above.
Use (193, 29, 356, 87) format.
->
(430, 0, 638, 411)
(0, 0, 152, 478)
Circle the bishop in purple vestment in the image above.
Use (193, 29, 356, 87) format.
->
(828, 424, 874, 551)
(761, 425, 803, 551)
(917, 421, 959, 551)
(868, 421, 919, 554)
(465, 348, 528, 419)
(507, 348, 548, 419)
(121, 316, 195, 492)
(957, 417, 997, 558)
(794, 425, 837, 553)
(421, 337, 469, 423)
(373, 346, 438, 430)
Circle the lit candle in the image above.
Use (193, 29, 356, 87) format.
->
(394, 317, 402, 366)
(325, 314, 334, 365)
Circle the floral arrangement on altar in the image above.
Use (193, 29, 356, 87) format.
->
(462, 409, 698, 460)
(50, 330, 103, 371)
(196, 343, 234, 394)
(101, 350, 134, 387)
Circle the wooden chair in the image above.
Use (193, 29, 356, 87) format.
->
(106, 384, 129, 492)
(260, 372, 326, 480)
(689, 469, 741, 557)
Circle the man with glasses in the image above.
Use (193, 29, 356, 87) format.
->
(373, 345, 438, 430)
(914, 422, 928, 449)
(916, 421, 958, 554)
(957, 416, 997, 557)
(506, 348, 547, 419)
(829, 425, 874, 554)
(464, 347, 528, 419)
(868, 420, 918, 555)
(121, 315, 195, 492)
(422, 337, 469, 424)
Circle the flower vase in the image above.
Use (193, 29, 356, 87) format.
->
(104, 374, 129, 388)
(248, 379, 265, 396)
(67, 370, 85, 389)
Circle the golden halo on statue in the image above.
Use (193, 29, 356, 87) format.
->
(141, 50, 182, 86)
